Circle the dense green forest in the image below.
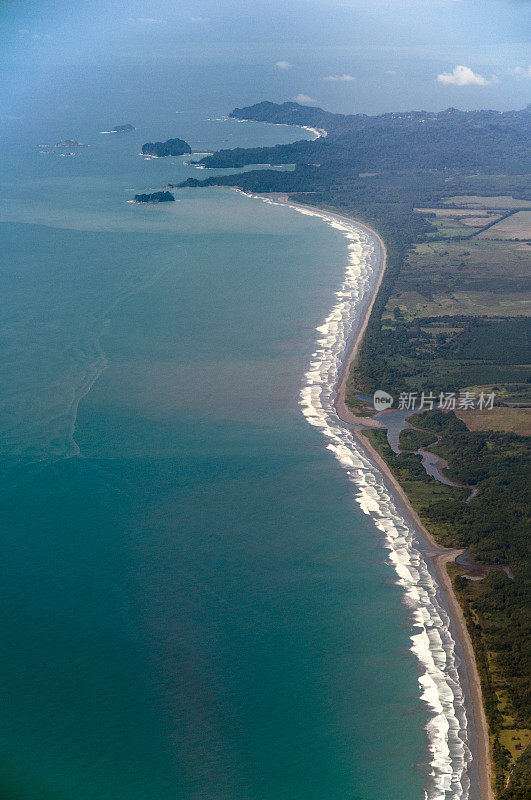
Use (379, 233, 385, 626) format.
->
(176, 99, 531, 798)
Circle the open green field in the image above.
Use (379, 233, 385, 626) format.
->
(415, 208, 496, 217)
(479, 210, 531, 240)
(386, 238, 531, 318)
(424, 215, 476, 239)
(443, 195, 531, 209)
(456, 407, 531, 436)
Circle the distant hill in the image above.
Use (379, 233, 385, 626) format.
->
(186, 101, 530, 175)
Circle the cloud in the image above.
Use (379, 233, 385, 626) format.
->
(19, 30, 50, 40)
(293, 94, 315, 104)
(191, 16, 209, 22)
(511, 65, 531, 78)
(275, 61, 293, 69)
(324, 73, 356, 82)
(437, 65, 497, 86)
(129, 17, 163, 24)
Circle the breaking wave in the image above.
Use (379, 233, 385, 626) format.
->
(246, 192, 472, 799)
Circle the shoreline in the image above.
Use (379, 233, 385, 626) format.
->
(238, 189, 493, 800)
(315, 201, 493, 800)
(353, 427, 493, 800)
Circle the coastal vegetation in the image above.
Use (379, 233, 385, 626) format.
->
(364, 418, 530, 795)
(177, 100, 530, 797)
(398, 427, 438, 451)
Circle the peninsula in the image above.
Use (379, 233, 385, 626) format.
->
(178, 100, 530, 800)
(141, 137, 191, 157)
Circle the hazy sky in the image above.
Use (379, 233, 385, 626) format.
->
(1, 0, 530, 121)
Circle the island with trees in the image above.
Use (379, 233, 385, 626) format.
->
(134, 191, 175, 203)
(111, 124, 135, 132)
(141, 137, 191, 157)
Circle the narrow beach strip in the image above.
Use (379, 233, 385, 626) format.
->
(234, 188, 492, 800)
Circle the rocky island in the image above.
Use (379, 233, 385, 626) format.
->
(56, 139, 87, 148)
(111, 124, 135, 132)
(141, 137, 192, 157)
(134, 191, 175, 203)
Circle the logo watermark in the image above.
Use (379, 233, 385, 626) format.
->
(373, 390, 394, 411)
(372, 390, 495, 412)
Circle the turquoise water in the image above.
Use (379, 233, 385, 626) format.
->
(0, 113, 432, 799)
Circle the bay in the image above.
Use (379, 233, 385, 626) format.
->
(0, 101, 428, 800)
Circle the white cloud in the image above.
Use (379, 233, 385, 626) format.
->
(129, 17, 163, 24)
(437, 65, 497, 86)
(385, 69, 397, 75)
(511, 65, 531, 79)
(293, 94, 315, 104)
(191, 16, 209, 22)
(324, 73, 356, 82)
(275, 61, 293, 70)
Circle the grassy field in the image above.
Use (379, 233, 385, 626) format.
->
(424, 216, 476, 239)
(414, 208, 497, 217)
(386, 238, 531, 318)
(456, 407, 531, 436)
(479, 210, 531, 240)
(461, 215, 502, 227)
(443, 195, 531, 209)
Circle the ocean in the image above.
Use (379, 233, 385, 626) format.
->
(0, 94, 473, 798)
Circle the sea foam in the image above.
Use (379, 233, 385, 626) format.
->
(242, 192, 472, 799)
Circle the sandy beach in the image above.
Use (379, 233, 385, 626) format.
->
(353, 428, 493, 800)
(261, 192, 494, 800)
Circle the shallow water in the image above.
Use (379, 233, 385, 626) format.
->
(0, 108, 472, 799)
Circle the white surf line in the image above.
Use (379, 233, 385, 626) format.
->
(299, 125, 327, 139)
(231, 117, 327, 140)
(237, 189, 472, 800)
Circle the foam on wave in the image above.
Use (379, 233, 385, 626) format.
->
(243, 191, 472, 799)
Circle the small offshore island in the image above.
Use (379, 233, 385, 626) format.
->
(134, 190, 175, 203)
(141, 137, 191, 157)
(111, 123, 135, 132)
(176, 100, 531, 800)
(56, 138, 87, 148)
